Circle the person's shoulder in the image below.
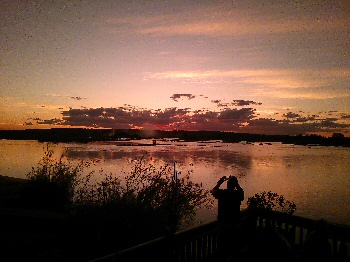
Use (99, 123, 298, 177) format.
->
(212, 188, 225, 197)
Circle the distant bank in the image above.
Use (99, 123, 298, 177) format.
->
(0, 128, 349, 147)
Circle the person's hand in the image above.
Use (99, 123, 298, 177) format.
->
(219, 176, 227, 183)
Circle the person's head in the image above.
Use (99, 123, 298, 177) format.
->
(227, 176, 238, 189)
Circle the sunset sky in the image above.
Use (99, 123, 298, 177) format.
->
(1, 1, 349, 136)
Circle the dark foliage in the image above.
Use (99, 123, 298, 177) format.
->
(247, 191, 296, 215)
(18, 150, 212, 259)
(21, 148, 87, 210)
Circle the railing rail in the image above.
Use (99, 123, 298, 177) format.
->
(254, 210, 350, 258)
(90, 209, 350, 262)
(89, 220, 219, 262)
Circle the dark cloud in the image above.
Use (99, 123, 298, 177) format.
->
(36, 105, 350, 135)
(27, 117, 42, 121)
(42, 106, 257, 130)
(218, 108, 255, 121)
(239, 118, 350, 136)
(319, 118, 348, 128)
(283, 112, 301, 118)
(341, 114, 350, 119)
(211, 100, 230, 107)
(293, 116, 316, 123)
(24, 122, 33, 125)
(214, 99, 262, 108)
(232, 100, 262, 106)
(37, 118, 63, 125)
(170, 94, 195, 102)
(70, 96, 86, 101)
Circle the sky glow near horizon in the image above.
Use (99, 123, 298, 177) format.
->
(1, 1, 349, 136)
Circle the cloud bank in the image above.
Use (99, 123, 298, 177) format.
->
(35, 105, 350, 136)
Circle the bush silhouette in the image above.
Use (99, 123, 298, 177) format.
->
(21, 148, 87, 210)
(73, 157, 213, 251)
(21, 150, 213, 255)
(247, 191, 296, 215)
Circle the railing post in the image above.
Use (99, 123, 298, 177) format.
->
(337, 239, 348, 259)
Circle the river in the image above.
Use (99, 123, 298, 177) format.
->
(1, 139, 349, 227)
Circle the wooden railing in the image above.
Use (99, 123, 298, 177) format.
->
(89, 220, 219, 262)
(90, 209, 350, 262)
(254, 210, 350, 259)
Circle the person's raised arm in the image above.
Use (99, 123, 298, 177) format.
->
(211, 176, 227, 196)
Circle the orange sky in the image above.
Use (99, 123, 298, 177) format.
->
(1, 1, 349, 136)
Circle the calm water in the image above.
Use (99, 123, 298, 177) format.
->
(1, 139, 349, 227)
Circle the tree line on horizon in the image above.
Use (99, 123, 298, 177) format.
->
(0, 128, 349, 147)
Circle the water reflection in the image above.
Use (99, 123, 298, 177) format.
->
(62, 147, 253, 172)
(1, 139, 350, 227)
(0, 140, 64, 178)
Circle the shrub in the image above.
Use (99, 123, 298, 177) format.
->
(123, 157, 213, 231)
(71, 157, 213, 251)
(21, 147, 88, 210)
(247, 191, 296, 215)
(21, 149, 213, 254)
(73, 171, 122, 207)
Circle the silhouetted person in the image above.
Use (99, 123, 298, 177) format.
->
(300, 219, 332, 261)
(211, 176, 244, 261)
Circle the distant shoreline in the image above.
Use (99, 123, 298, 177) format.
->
(0, 128, 349, 147)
